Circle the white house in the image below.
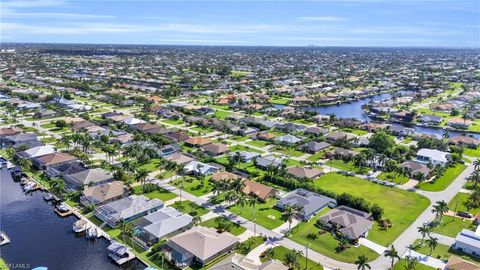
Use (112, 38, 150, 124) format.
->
(452, 229, 480, 258)
(416, 148, 450, 167)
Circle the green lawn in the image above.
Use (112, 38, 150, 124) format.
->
(191, 126, 213, 133)
(173, 177, 213, 197)
(162, 118, 184, 125)
(200, 217, 246, 236)
(260, 246, 323, 270)
(247, 140, 270, 148)
(417, 164, 466, 191)
(269, 97, 291, 105)
(413, 239, 480, 264)
(171, 200, 209, 216)
(138, 158, 162, 172)
(307, 152, 326, 162)
(0, 258, 8, 270)
(392, 259, 435, 270)
(463, 147, 480, 158)
(289, 209, 379, 263)
(237, 236, 265, 255)
(326, 159, 369, 174)
(132, 185, 177, 202)
(230, 135, 250, 142)
(341, 128, 368, 136)
(271, 146, 304, 157)
(214, 110, 231, 120)
(448, 192, 480, 214)
(377, 171, 410, 184)
(229, 144, 264, 153)
(313, 173, 430, 246)
(228, 198, 285, 230)
(432, 216, 475, 237)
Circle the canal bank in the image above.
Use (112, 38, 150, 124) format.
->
(0, 167, 145, 270)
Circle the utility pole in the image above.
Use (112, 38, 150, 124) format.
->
(305, 242, 310, 270)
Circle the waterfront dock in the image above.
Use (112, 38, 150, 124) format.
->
(54, 208, 73, 217)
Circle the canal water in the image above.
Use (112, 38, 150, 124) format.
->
(0, 167, 145, 270)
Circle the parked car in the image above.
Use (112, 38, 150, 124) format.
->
(456, 211, 473, 218)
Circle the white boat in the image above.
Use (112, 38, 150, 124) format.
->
(43, 193, 54, 201)
(56, 203, 69, 213)
(86, 227, 97, 239)
(73, 220, 88, 233)
(23, 182, 36, 192)
(0, 231, 10, 246)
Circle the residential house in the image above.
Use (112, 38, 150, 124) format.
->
(164, 226, 239, 268)
(211, 171, 247, 182)
(183, 161, 220, 176)
(133, 207, 193, 248)
(448, 136, 480, 148)
(299, 141, 330, 154)
(63, 168, 113, 188)
(95, 195, 164, 227)
(254, 156, 282, 170)
(452, 229, 480, 258)
(166, 153, 195, 166)
(388, 125, 414, 137)
(15, 145, 56, 159)
(242, 180, 277, 201)
(276, 188, 337, 220)
(1, 133, 41, 149)
(274, 134, 303, 145)
(185, 137, 212, 147)
(447, 118, 473, 129)
(287, 167, 323, 180)
(318, 206, 373, 240)
(400, 161, 430, 178)
(229, 151, 261, 162)
(31, 152, 77, 170)
(419, 115, 443, 125)
(0, 127, 22, 139)
(445, 256, 480, 270)
(201, 143, 229, 156)
(80, 181, 129, 206)
(327, 147, 359, 160)
(158, 144, 182, 157)
(304, 126, 329, 136)
(416, 148, 450, 167)
(210, 254, 288, 270)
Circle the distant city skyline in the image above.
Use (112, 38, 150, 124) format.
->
(1, 0, 479, 47)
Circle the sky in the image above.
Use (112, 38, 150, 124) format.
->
(1, 0, 479, 47)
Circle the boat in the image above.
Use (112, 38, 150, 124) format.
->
(32, 267, 48, 270)
(73, 220, 88, 233)
(0, 231, 10, 246)
(43, 193, 54, 201)
(86, 227, 97, 239)
(23, 182, 36, 192)
(108, 241, 135, 265)
(56, 203, 69, 213)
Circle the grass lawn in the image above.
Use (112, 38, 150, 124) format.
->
(171, 200, 209, 216)
(229, 144, 264, 153)
(271, 146, 304, 157)
(341, 128, 368, 136)
(417, 163, 466, 191)
(214, 110, 231, 120)
(230, 70, 252, 77)
(210, 105, 230, 110)
(377, 171, 410, 184)
(40, 137, 57, 144)
(413, 239, 480, 264)
(230, 135, 250, 142)
(260, 246, 324, 270)
(40, 123, 56, 129)
(162, 118, 184, 125)
(132, 185, 177, 202)
(307, 152, 326, 162)
(269, 96, 291, 105)
(237, 236, 265, 255)
(228, 198, 285, 230)
(448, 192, 480, 214)
(326, 159, 369, 174)
(0, 258, 8, 270)
(432, 217, 475, 237)
(201, 217, 246, 236)
(289, 209, 379, 263)
(392, 259, 435, 270)
(173, 177, 213, 197)
(191, 126, 213, 133)
(463, 147, 480, 158)
(313, 173, 430, 246)
(247, 140, 270, 148)
(468, 121, 480, 133)
(138, 158, 162, 172)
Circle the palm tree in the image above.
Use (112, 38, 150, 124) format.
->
(417, 224, 432, 244)
(406, 244, 418, 257)
(192, 215, 202, 226)
(432, 200, 448, 222)
(248, 196, 260, 235)
(403, 256, 418, 270)
(461, 112, 470, 125)
(353, 153, 366, 167)
(384, 245, 400, 270)
(284, 249, 302, 269)
(282, 204, 302, 233)
(50, 177, 66, 196)
(426, 236, 438, 256)
(135, 168, 149, 193)
(468, 170, 480, 188)
(264, 247, 275, 260)
(354, 255, 371, 270)
(474, 159, 480, 171)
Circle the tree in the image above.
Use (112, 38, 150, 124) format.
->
(474, 159, 480, 171)
(264, 247, 275, 260)
(432, 200, 448, 222)
(248, 196, 260, 235)
(417, 224, 432, 244)
(384, 245, 400, 270)
(50, 177, 66, 196)
(426, 236, 438, 256)
(403, 256, 418, 270)
(284, 249, 302, 269)
(468, 170, 480, 188)
(192, 215, 202, 226)
(354, 255, 371, 270)
(135, 168, 149, 193)
(282, 204, 302, 233)
(368, 131, 395, 153)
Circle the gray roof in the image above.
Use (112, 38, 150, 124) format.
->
(455, 229, 480, 249)
(64, 168, 112, 186)
(137, 207, 192, 239)
(300, 141, 330, 152)
(255, 155, 282, 168)
(275, 134, 303, 144)
(276, 188, 336, 219)
(4, 133, 38, 143)
(96, 195, 164, 223)
(319, 206, 372, 239)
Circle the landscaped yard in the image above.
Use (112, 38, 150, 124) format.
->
(260, 246, 324, 270)
(162, 118, 184, 125)
(289, 209, 379, 263)
(171, 200, 209, 216)
(307, 151, 326, 162)
(237, 236, 265, 255)
(138, 158, 162, 172)
(269, 96, 291, 105)
(313, 173, 430, 246)
(432, 216, 475, 237)
(392, 259, 435, 270)
(448, 192, 480, 214)
(247, 140, 270, 148)
(463, 147, 480, 158)
(132, 185, 177, 202)
(228, 198, 285, 230)
(417, 163, 466, 191)
(413, 239, 480, 264)
(173, 177, 213, 197)
(200, 217, 246, 236)
(271, 146, 304, 157)
(377, 171, 410, 184)
(229, 144, 264, 153)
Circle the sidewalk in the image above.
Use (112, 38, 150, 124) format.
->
(358, 238, 387, 254)
(403, 250, 446, 269)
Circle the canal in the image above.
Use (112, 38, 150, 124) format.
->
(0, 167, 145, 270)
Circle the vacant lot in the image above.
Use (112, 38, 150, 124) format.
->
(228, 198, 285, 230)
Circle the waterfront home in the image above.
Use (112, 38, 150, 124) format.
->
(80, 181, 129, 206)
(274, 134, 303, 145)
(419, 114, 443, 125)
(447, 118, 473, 129)
(63, 168, 113, 188)
(15, 145, 56, 159)
(210, 253, 288, 270)
(416, 148, 450, 167)
(400, 161, 430, 178)
(287, 166, 323, 180)
(164, 226, 239, 268)
(158, 143, 181, 157)
(95, 195, 164, 227)
(312, 114, 330, 124)
(387, 125, 414, 137)
(201, 143, 229, 156)
(299, 141, 330, 154)
(448, 136, 480, 148)
(165, 153, 195, 166)
(1, 133, 41, 149)
(133, 207, 193, 248)
(31, 152, 77, 170)
(229, 151, 261, 162)
(318, 206, 373, 241)
(360, 122, 387, 132)
(254, 155, 282, 170)
(276, 188, 336, 220)
(304, 126, 329, 136)
(0, 127, 22, 138)
(242, 180, 277, 201)
(183, 161, 219, 176)
(452, 229, 480, 258)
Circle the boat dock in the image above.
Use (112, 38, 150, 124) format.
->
(54, 208, 73, 217)
(108, 251, 136, 266)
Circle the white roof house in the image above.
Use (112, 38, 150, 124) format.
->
(123, 117, 146, 126)
(416, 148, 450, 166)
(184, 161, 219, 176)
(16, 145, 56, 159)
(453, 229, 480, 257)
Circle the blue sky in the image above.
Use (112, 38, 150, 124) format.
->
(1, 0, 479, 47)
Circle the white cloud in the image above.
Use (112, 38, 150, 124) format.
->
(299, 16, 347, 22)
